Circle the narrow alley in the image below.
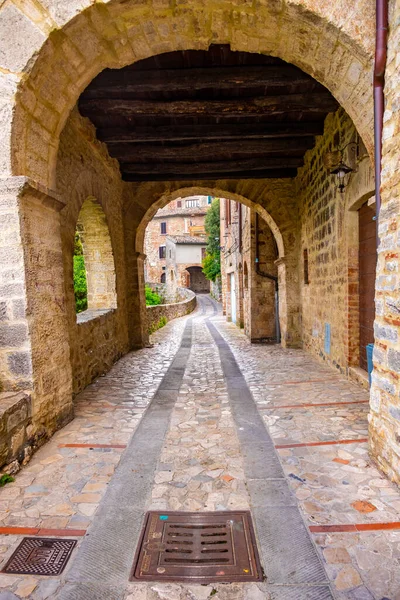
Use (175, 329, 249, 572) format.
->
(0, 296, 399, 600)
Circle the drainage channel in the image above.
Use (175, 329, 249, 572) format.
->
(205, 316, 334, 600)
(56, 319, 193, 600)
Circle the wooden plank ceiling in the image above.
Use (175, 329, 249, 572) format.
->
(78, 45, 338, 181)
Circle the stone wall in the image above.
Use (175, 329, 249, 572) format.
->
(56, 110, 131, 396)
(0, 179, 33, 393)
(221, 202, 279, 342)
(0, 391, 32, 472)
(297, 108, 374, 374)
(147, 288, 196, 334)
(369, 0, 400, 485)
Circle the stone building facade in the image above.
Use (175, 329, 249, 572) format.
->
(165, 235, 209, 294)
(144, 196, 211, 284)
(1, 0, 400, 486)
(221, 200, 279, 343)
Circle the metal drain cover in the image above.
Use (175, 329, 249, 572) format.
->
(131, 511, 262, 583)
(2, 538, 77, 576)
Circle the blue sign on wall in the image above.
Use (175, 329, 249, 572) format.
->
(324, 323, 331, 355)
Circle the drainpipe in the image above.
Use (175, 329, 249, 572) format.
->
(373, 0, 388, 243)
(255, 213, 281, 343)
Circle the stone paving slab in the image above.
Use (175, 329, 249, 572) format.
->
(1, 299, 400, 599)
(213, 315, 400, 599)
(0, 313, 189, 599)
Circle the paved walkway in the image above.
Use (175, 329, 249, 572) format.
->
(0, 296, 400, 599)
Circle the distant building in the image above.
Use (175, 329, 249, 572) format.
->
(144, 195, 212, 290)
(166, 235, 209, 294)
(220, 199, 279, 343)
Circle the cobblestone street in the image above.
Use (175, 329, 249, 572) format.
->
(1, 296, 400, 600)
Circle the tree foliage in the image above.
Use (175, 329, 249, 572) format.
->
(74, 254, 88, 313)
(74, 233, 88, 313)
(202, 198, 221, 282)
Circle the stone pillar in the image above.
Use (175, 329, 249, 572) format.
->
(276, 256, 302, 348)
(125, 247, 148, 348)
(0, 178, 33, 391)
(0, 177, 73, 438)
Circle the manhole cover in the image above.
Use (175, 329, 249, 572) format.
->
(2, 538, 77, 576)
(131, 511, 262, 583)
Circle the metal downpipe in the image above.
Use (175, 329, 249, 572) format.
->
(373, 0, 388, 243)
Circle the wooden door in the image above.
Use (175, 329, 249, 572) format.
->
(358, 203, 377, 371)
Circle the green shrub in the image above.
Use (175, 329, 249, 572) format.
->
(145, 285, 162, 306)
(74, 254, 88, 313)
(148, 315, 168, 335)
(0, 474, 15, 487)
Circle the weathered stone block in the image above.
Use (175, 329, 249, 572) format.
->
(7, 352, 32, 377)
(0, 324, 28, 347)
(389, 405, 400, 422)
(374, 323, 398, 343)
(0, 391, 32, 470)
(388, 348, 400, 373)
(0, 4, 45, 72)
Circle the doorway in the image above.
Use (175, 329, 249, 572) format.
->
(358, 202, 377, 371)
(231, 273, 237, 324)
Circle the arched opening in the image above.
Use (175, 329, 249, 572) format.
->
(8, 1, 375, 190)
(75, 197, 117, 318)
(6, 5, 400, 486)
(186, 266, 210, 294)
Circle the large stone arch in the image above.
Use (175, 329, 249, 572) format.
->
(0, 0, 375, 187)
(136, 186, 285, 258)
(135, 183, 299, 347)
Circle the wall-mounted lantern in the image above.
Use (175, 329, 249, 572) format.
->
(323, 141, 358, 194)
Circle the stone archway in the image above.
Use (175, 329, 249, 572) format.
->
(1, 0, 375, 189)
(135, 185, 298, 347)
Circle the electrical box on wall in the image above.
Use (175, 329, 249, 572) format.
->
(324, 323, 331, 355)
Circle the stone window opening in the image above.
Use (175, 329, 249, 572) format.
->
(74, 197, 117, 322)
(159, 245, 166, 259)
(161, 222, 167, 234)
(186, 199, 199, 208)
(244, 262, 249, 290)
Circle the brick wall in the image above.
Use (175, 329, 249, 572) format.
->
(297, 108, 374, 374)
(368, 1, 400, 485)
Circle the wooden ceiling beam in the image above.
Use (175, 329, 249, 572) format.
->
(121, 157, 303, 175)
(110, 138, 314, 162)
(79, 94, 338, 118)
(122, 168, 298, 181)
(96, 122, 324, 143)
(83, 65, 323, 97)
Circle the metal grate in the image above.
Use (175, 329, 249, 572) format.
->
(2, 538, 77, 576)
(131, 511, 262, 583)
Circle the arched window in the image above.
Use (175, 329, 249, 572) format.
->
(160, 272, 166, 283)
(74, 197, 117, 315)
